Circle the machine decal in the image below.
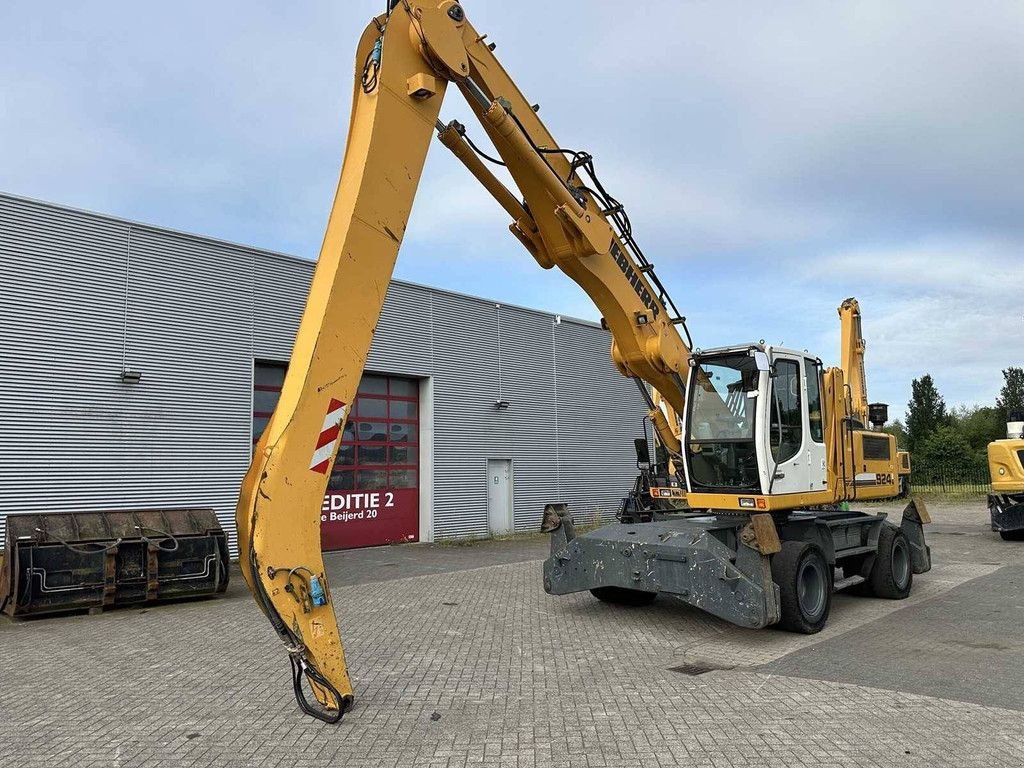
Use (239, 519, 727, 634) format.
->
(611, 240, 661, 320)
(310, 399, 348, 474)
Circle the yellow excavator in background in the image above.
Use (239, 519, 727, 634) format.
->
(988, 413, 1024, 540)
(838, 298, 911, 496)
(236, 2, 930, 722)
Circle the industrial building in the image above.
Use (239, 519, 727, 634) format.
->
(0, 192, 648, 554)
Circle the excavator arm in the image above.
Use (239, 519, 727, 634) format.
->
(838, 298, 870, 427)
(236, 1, 694, 721)
(838, 297, 910, 483)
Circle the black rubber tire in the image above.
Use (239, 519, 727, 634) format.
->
(589, 586, 658, 606)
(771, 541, 832, 634)
(866, 524, 913, 599)
(999, 529, 1024, 541)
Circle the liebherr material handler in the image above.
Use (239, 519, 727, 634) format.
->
(236, 1, 931, 722)
(623, 298, 911, 519)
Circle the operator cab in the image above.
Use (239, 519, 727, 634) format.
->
(682, 344, 828, 499)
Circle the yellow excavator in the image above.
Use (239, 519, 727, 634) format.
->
(838, 298, 912, 496)
(236, 2, 930, 722)
(988, 413, 1024, 540)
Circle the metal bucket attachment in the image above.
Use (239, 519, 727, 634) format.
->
(0, 508, 230, 617)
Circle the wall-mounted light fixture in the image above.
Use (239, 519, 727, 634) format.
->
(494, 400, 510, 410)
(120, 370, 143, 384)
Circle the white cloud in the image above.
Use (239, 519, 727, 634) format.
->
(801, 240, 1024, 413)
(1, 0, 1021, 412)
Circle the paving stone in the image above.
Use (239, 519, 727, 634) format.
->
(1, 501, 1023, 767)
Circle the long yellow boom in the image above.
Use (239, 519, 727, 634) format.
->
(236, 2, 694, 721)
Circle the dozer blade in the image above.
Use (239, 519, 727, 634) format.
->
(540, 504, 781, 629)
(900, 497, 932, 574)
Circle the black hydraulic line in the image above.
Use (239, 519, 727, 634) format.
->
(506, 111, 693, 346)
(248, 544, 349, 723)
(290, 655, 349, 724)
(464, 132, 507, 166)
(134, 524, 179, 552)
(634, 377, 657, 410)
(440, 78, 697, 353)
(37, 528, 122, 556)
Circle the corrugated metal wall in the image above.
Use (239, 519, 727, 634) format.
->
(0, 194, 254, 553)
(0, 192, 648, 552)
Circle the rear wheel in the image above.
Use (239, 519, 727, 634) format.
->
(590, 586, 658, 606)
(999, 529, 1024, 541)
(866, 524, 913, 599)
(772, 541, 832, 634)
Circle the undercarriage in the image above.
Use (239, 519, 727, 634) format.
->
(542, 500, 931, 633)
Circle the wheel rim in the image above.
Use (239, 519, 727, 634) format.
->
(892, 537, 911, 589)
(797, 557, 827, 620)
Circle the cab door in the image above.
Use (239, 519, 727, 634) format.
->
(764, 356, 812, 495)
(804, 358, 828, 493)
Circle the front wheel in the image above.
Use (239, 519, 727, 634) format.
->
(772, 541, 832, 634)
(866, 525, 913, 599)
(999, 529, 1024, 542)
(590, 587, 657, 606)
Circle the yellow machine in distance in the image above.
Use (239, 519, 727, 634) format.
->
(838, 298, 911, 495)
(236, 2, 930, 721)
(988, 415, 1024, 540)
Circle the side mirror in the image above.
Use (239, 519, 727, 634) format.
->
(633, 438, 651, 466)
(753, 350, 770, 372)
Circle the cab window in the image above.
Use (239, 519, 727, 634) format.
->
(770, 359, 803, 462)
(806, 359, 824, 444)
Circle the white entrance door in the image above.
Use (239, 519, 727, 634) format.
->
(487, 459, 513, 535)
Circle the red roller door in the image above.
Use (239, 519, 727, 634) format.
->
(253, 364, 420, 550)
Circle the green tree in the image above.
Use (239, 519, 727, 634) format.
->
(949, 405, 1004, 452)
(913, 423, 985, 482)
(997, 367, 1024, 422)
(906, 374, 947, 452)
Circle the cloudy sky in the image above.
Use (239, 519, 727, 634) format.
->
(2, 1, 1021, 416)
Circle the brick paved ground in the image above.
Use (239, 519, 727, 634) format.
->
(2, 498, 1023, 768)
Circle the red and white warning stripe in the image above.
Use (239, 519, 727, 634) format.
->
(309, 398, 348, 474)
